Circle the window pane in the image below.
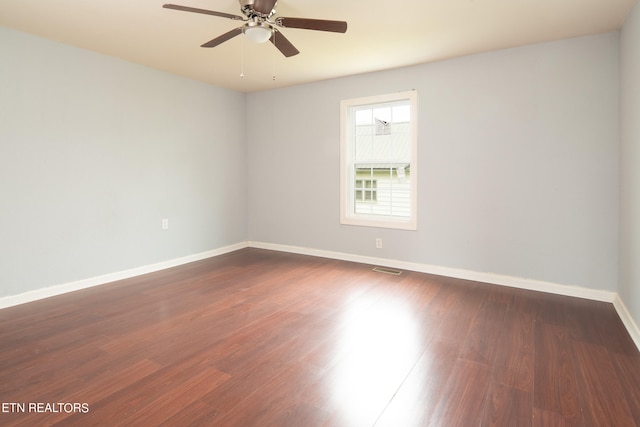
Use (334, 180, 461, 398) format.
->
(355, 109, 372, 125)
(373, 107, 391, 123)
(392, 105, 410, 123)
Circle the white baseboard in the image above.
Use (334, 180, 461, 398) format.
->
(248, 241, 617, 302)
(613, 295, 640, 351)
(0, 242, 248, 310)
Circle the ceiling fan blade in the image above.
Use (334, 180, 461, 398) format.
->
(201, 27, 243, 48)
(253, 0, 278, 15)
(163, 4, 244, 21)
(270, 30, 300, 57)
(276, 17, 347, 33)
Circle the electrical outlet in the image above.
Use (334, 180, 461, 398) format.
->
(376, 238, 382, 249)
(162, 219, 169, 230)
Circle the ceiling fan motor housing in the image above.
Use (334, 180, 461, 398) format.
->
(240, 0, 277, 19)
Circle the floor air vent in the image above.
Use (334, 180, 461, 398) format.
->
(372, 266, 402, 275)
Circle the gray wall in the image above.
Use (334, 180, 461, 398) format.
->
(621, 4, 640, 328)
(0, 27, 247, 297)
(247, 32, 620, 292)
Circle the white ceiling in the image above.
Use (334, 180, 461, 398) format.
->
(0, 0, 636, 93)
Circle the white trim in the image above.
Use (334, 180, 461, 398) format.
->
(0, 242, 248, 310)
(248, 241, 617, 303)
(613, 294, 640, 351)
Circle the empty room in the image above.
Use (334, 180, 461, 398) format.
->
(1, 0, 640, 425)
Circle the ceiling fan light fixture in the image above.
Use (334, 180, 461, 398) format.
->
(244, 22, 272, 43)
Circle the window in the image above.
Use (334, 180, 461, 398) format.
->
(340, 90, 417, 230)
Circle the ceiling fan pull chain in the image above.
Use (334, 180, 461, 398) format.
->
(240, 36, 245, 78)
(272, 31, 276, 81)
(272, 63, 277, 81)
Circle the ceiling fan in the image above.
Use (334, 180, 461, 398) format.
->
(163, 0, 348, 57)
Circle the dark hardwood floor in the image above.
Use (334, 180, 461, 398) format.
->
(1, 248, 639, 426)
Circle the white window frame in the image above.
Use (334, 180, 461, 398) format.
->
(340, 90, 418, 230)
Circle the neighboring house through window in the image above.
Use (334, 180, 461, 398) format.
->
(340, 90, 418, 230)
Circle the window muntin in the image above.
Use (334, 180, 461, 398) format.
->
(340, 91, 417, 230)
(355, 178, 377, 202)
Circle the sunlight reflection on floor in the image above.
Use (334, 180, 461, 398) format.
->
(330, 294, 422, 425)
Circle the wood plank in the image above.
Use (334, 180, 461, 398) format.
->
(428, 358, 492, 427)
(533, 322, 583, 425)
(374, 338, 461, 426)
(612, 352, 640, 423)
(533, 407, 578, 427)
(572, 341, 636, 426)
(482, 381, 532, 427)
(460, 297, 508, 365)
(492, 303, 535, 392)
